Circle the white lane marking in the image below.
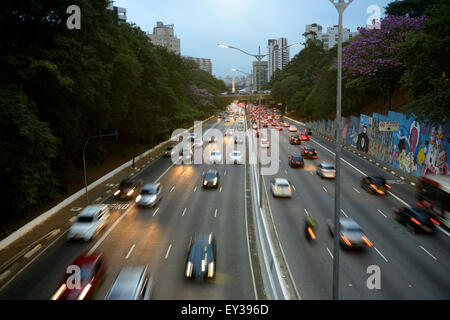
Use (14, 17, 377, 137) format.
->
(193, 186, 197, 192)
(164, 244, 172, 259)
(0, 270, 11, 282)
(436, 225, 450, 237)
(170, 186, 175, 192)
(69, 216, 77, 223)
(182, 171, 185, 176)
(410, 182, 416, 186)
(391, 171, 396, 175)
(224, 170, 227, 176)
(420, 246, 437, 261)
(95, 197, 102, 202)
(387, 191, 411, 208)
(24, 244, 42, 259)
(88, 203, 135, 255)
(219, 186, 222, 192)
(125, 244, 135, 259)
(326, 247, 334, 259)
(155, 163, 175, 183)
(284, 169, 288, 175)
(106, 190, 111, 194)
(152, 207, 159, 217)
(376, 163, 380, 166)
(322, 186, 327, 193)
(292, 184, 296, 192)
(310, 171, 313, 175)
(182, 208, 187, 217)
(304, 208, 309, 216)
(214, 209, 218, 218)
(341, 209, 348, 218)
(377, 209, 387, 218)
(400, 176, 405, 180)
(352, 187, 360, 194)
(383, 166, 387, 170)
(374, 247, 388, 262)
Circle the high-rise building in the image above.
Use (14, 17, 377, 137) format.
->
(267, 38, 290, 81)
(304, 23, 358, 50)
(107, 1, 127, 24)
(147, 21, 181, 55)
(252, 61, 268, 89)
(185, 57, 212, 74)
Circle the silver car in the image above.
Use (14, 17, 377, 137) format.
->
(67, 205, 109, 241)
(317, 163, 336, 179)
(270, 178, 292, 198)
(328, 218, 372, 249)
(136, 183, 162, 207)
(105, 265, 153, 300)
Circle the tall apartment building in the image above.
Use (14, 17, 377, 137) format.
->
(252, 61, 268, 89)
(185, 57, 212, 74)
(267, 37, 290, 81)
(107, 1, 127, 24)
(147, 21, 181, 55)
(304, 23, 358, 50)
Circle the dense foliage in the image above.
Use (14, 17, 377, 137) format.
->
(267, 0, 449, 124)
(0, 0, 227, 221)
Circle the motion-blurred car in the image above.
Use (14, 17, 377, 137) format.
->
(179, 149, 193, 163)
(299, 133, 310, 141)
(210, 151, 222, 164)
(328, 218, 373, 249)
(317, 163, 336, 179)
(275, 125, 283, 131)
(234, 136, 243, 144)
(163, 146, 176, 157)
(203, 169, 219, 188)
(225, 129, 233, 136)
(135, 183, 162, 207)
(288, 155, 304, 168)
(305, 128, 312, 135)
(289, 135, 301, 145)
(361, 176, 390, 195)
(51, 253, 106, 300)
(187, 132, 196, 142)
(283, 122, 290, 127)
(208, 136, 217, 143)
(193, 139, 204, 148)
(67, 205, 110, 241)
(288, 125, 297, 132)
(260, 138, 270, 148)
(105, 265, 153, 300)
(262, 122, 269, 128)
(270, 178, 293, 198)
(237, 125, 244, 131)
(229, 150, 243, 164)
(394, 206, 436, 233)
(185, 233, 216, 280)
(301, 147, 318, 159)
(114, 178, 143, 200)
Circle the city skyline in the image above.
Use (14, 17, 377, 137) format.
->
(113, 0, 392, 77)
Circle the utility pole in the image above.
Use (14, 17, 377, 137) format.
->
(329, 0, 353, 300)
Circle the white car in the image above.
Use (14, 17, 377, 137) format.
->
(193, 139, 204, 148)
(238, 119, 244, 125)
(225, 129, 233, 136)
(283, 122, 290, 127)
(317, 163, 336, 179)
(229, 150, 243, 164)
(270, 178, 293, 198)
(260, 138, 270, 148)
(136, 183, 162, 207)
(210, 151, 222, 164)
(68, 205, 110, 241)
(288, 125, 298, 132)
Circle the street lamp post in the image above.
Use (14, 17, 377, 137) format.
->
(329, 0, 353, 300)
(219, 42, 299, 208)
(82, 130, 118, 204)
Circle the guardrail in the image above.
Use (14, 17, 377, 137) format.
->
(245, 115, 300, 300)
(0, 116, 215, 251)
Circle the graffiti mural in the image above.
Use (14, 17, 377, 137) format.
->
(306, 111, 449, 177)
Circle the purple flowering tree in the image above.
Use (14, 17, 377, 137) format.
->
(190, 85, 214, 108)
(341, 15, 426, 108)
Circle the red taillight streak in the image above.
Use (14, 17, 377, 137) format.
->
(308, 227, 316, 240)
(430, 218, 440, 226)
(341, 235, 352, 246)
(362, 236, 373, 247)
(411, 217, 422, 226)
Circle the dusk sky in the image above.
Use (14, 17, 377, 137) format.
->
(113, 0, 393, 78)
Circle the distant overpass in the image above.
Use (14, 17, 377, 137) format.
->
(218, 92, 275, 105)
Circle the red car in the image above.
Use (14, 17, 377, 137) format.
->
(275, 126, 283, 131)
(301, 147, 318, 159)
(300, 133, 309, 141)
(289, 135, 302, 145)
(51, 253, 106, 300)
(262, 122, 269, 128)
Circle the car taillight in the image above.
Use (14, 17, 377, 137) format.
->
(410, 217, 422, 226)
(370, 183, 377, 189)
(385, 184, 391, 189)
(332, 170, 336, 172)
(307, 227, 316, 240)
(341, 235, 352, 246)
(362, 236, 373, 247)
(430, 218, 440, 226)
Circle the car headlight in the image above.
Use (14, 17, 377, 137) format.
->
(186, 262, 193, 277)
(114, 190, 120, 196)
(213, 178, 217, 185)
(203, 180, 208, 186)
(208, 262, 215, 278)
(135, 195, 142, 202)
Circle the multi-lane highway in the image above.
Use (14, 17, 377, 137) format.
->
(259, 116, 450, 299)
(0, 117, 258, 300)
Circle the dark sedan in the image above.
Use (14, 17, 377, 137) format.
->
(361, 176, 390, 195)
(185, 233, 216, 280)
(114, 178, 143, 200)
(289, 135, 301, 145)
(301, 147, 318, 159)
(203, 169, 219, 188)
(288, 155, 304, 168)
(394, 206, 436, 233)
(163, 146, 176, 157)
